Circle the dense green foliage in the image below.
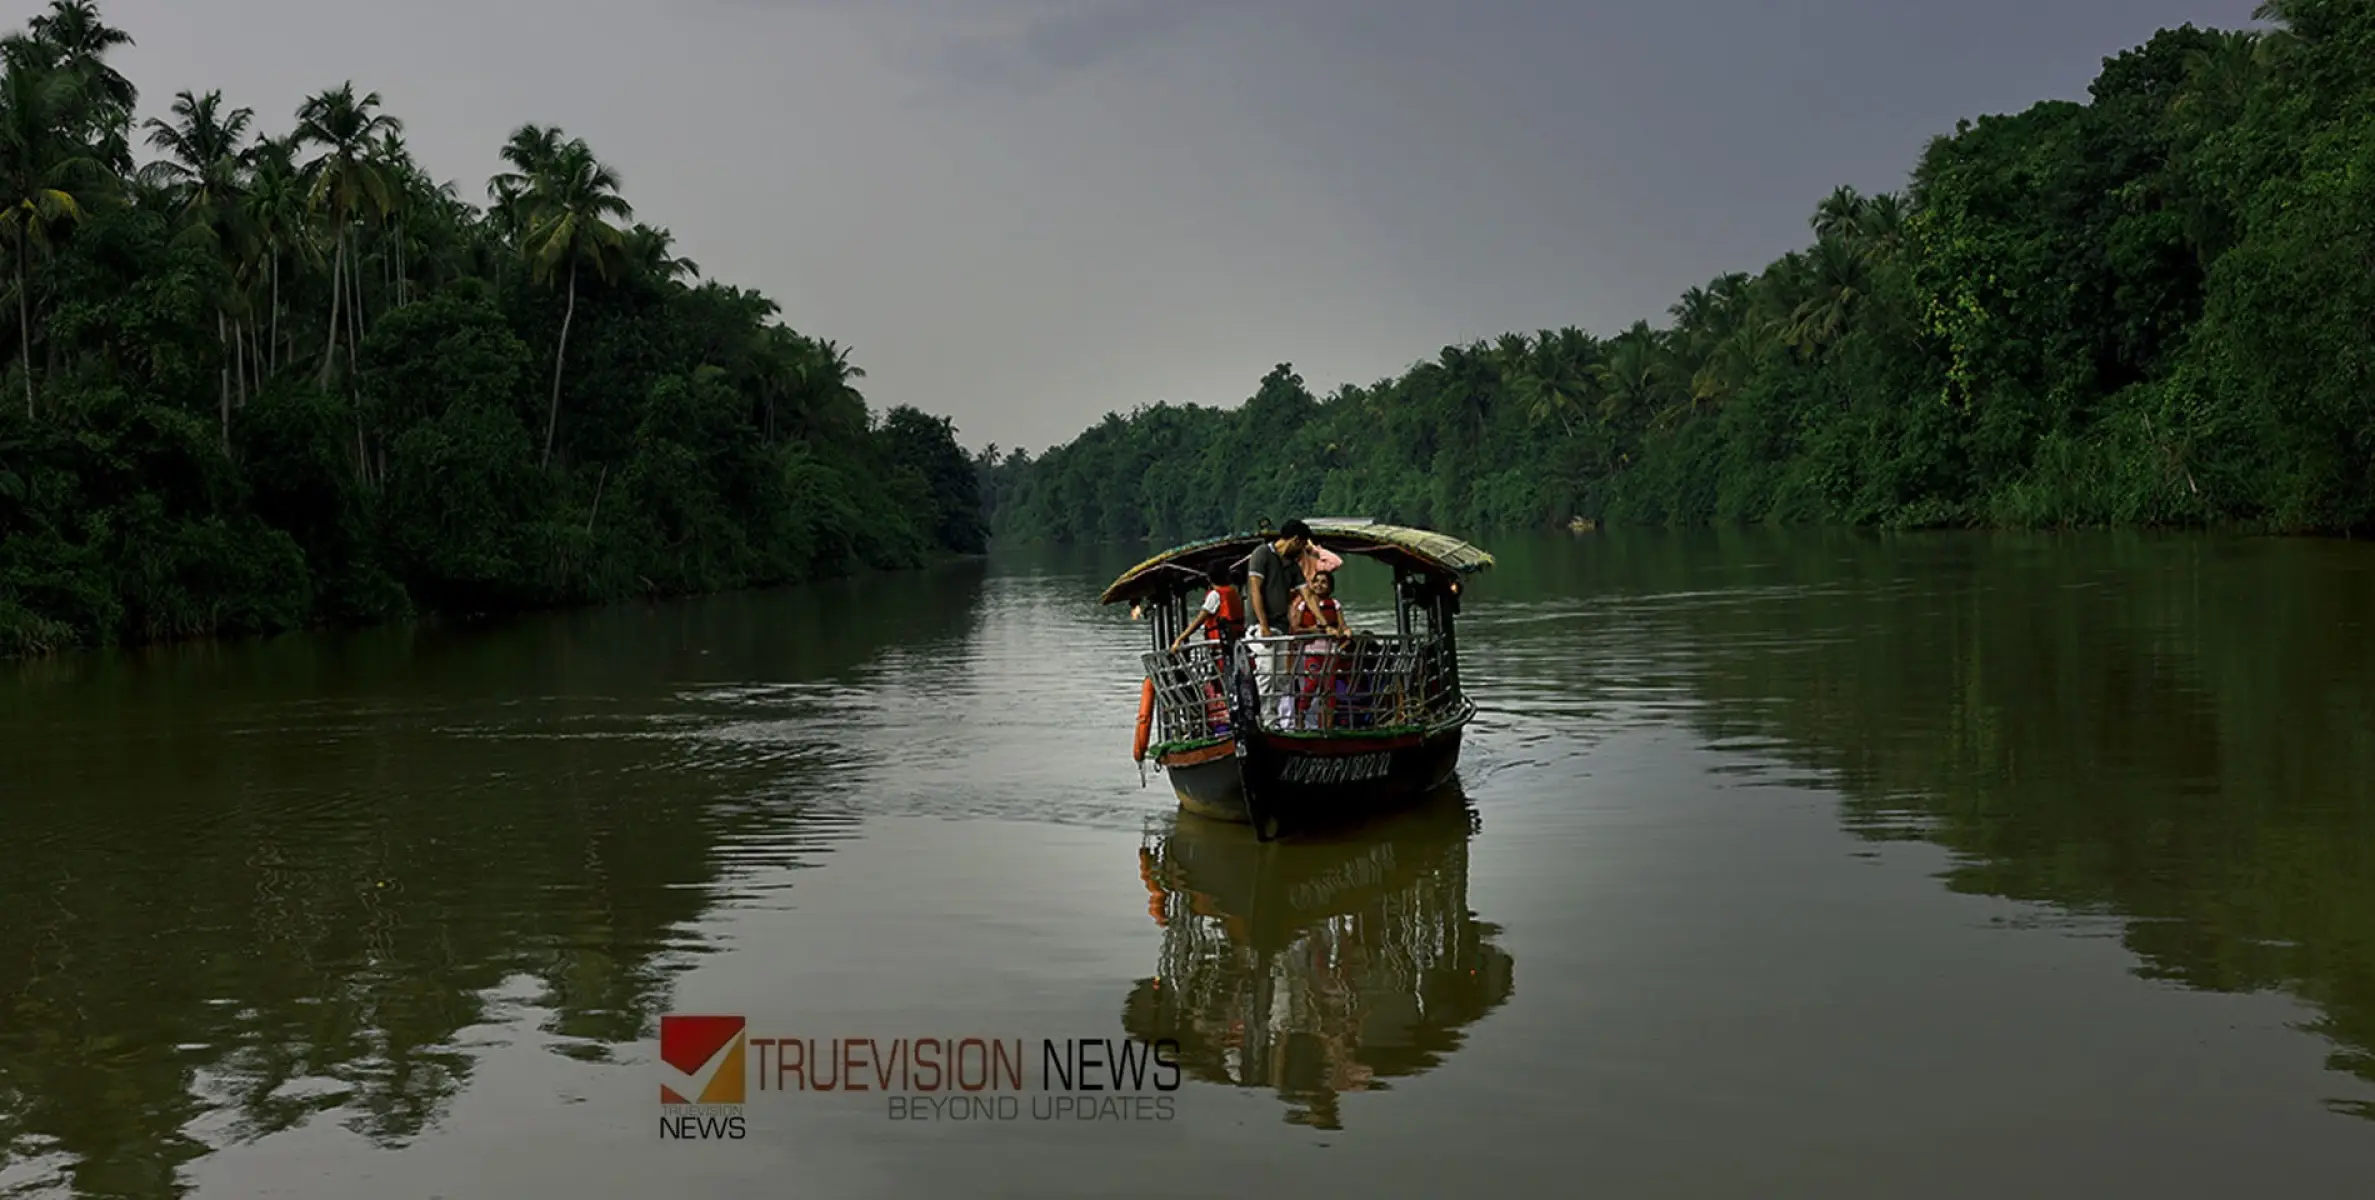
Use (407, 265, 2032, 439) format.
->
(0, 1, 984, 657)
(989, 2, 2375, 543)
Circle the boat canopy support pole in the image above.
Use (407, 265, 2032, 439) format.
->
(1393, 568, 1413, 639)
(1437, 585, 1461, 701)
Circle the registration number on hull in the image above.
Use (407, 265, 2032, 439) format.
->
(1277, 750, 1392, 786)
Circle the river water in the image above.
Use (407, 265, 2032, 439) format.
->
(4, 529, 2374, 1198)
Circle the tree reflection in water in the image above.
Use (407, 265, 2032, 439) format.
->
(1122, 787, 1514, 1130)
(0, 563, 988, 1198)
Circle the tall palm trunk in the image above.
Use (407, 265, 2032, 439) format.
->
(218, 309, 231, 453)
(268, 251, 280, 374)
(544, 256, 576, 469)
(347, 227, 372, 488)
(347, 229, 366, 345)
(320, 228, 345, 386)
(323, 222, 368, 482)
(17, 249, 30, 421)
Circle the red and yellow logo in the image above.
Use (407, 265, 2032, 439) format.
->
(659, 1014, 747, 1105)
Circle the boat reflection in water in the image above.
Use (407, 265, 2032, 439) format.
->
(1122, 785, 1514, 1130)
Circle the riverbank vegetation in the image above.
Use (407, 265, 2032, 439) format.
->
(986, 2, 2375, 543)
(0, 1, 985, 657)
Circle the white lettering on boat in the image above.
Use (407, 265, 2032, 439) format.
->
(1277, 751, 1392, 786)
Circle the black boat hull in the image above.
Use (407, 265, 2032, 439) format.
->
(1157, 725, 1464, 839)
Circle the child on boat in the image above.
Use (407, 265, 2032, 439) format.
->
(1288, 570, 1351, 729)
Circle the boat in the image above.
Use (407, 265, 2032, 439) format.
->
(1120, 785, 1515, 1130)
(1102, 520, 1493, 840)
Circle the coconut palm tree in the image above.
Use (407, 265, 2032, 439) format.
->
(487, 122, 564, 245)
(1786, 235, 1870, 355)
(1510, 328, 1595, 437)
(139, 89, 251, 210)
(1431, 341, 1499, 452)
(241, 135, 310, 374)
(141, 88, 256, 448)
(1810, 184, 1866, 242)
(1670, 284, 1718, 340)
(1748, 250, 1813, 339)
(24, 0, 133, 170)
(292, 82, 401, 389)
(0, 38, 106, 418)
(1489, 331, 1531, 378)
(1691, 320, 1779, 411)
(1707, 271, 1751, 314)
(515, 135, 632, 467)
(1856, 192, 1908, 260)
(793, 335, 871, 446)
(813, 338, 864, 384)
(1593, 323, 1676, 433)
(405, 178, 477, 294)
(623, 223, 699, 285)
(746, 322, 800, 442)
(366, 129, 429, 308)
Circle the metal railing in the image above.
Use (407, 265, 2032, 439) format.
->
(1141, 632, 1469, 748)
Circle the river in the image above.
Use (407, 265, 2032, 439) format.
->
(3, 529, 2373, 1197)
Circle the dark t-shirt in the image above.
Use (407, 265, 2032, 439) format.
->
(1245, 542, 1301, 631)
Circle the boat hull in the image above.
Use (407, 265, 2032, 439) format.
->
(1156, 726, 1464, 838)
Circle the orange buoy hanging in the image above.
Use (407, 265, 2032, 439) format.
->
(1131, 676, 1156, 761)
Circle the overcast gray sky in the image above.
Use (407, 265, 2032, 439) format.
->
(97, 0, 2258, 454)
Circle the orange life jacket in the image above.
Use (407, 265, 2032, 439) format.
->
(1206, 586, 1245, 643)
(1201, 586, 1243, 734)
(1291, 595, 1340, 637)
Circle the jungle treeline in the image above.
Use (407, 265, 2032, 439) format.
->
(0, 1, 986, 657)
(984, 3, 2375, 544)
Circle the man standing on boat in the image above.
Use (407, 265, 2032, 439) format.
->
(1245, 519, 1313, 725)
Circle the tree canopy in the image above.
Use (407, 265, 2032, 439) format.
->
(990, 4, 2375, 543)
(0, 1, 984, 657)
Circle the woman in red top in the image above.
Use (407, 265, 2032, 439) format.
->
(1288, 570, 1350, 729)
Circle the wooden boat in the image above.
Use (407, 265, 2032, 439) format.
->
(1103, 520, 1493, 840)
